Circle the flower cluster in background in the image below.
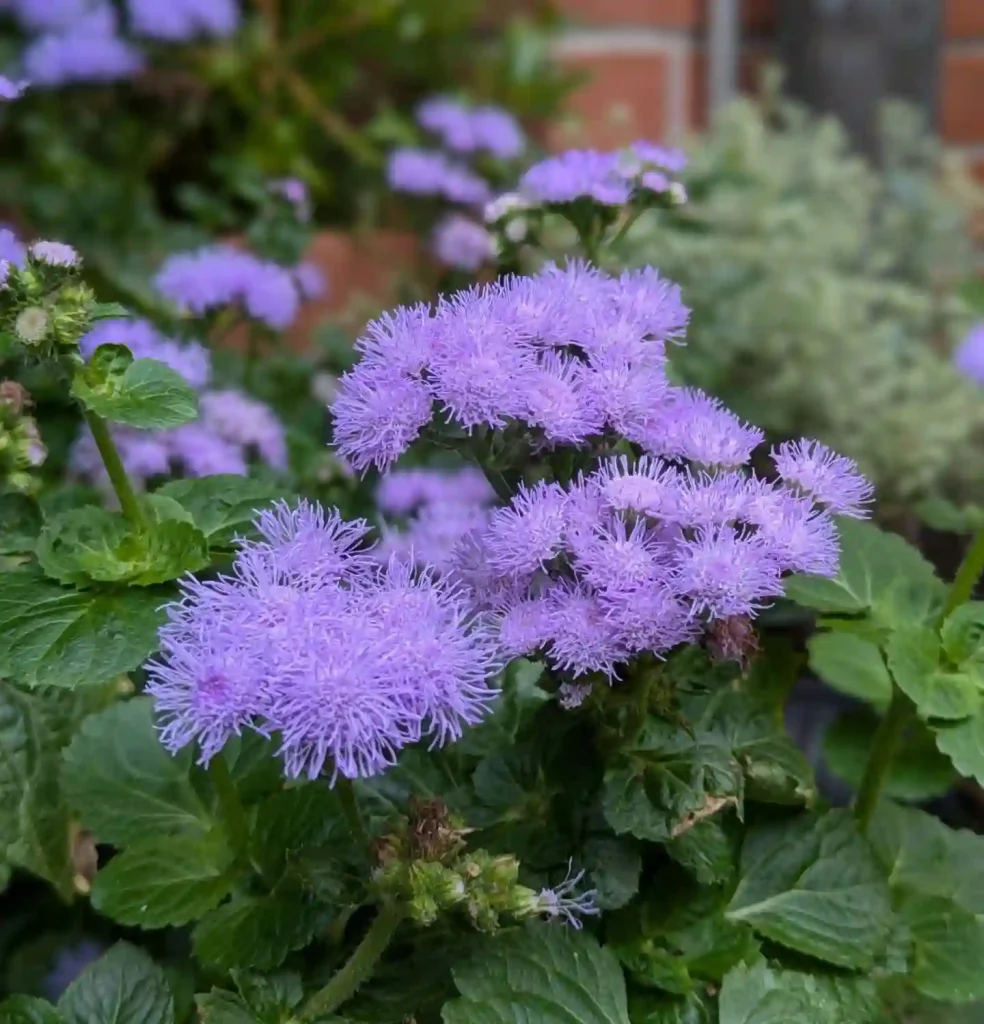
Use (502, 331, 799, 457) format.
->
(148, 500, 500, 779)
(4, 0, 239, 87)
(955, 323, 984, 387)
(70, 317, 287, 486)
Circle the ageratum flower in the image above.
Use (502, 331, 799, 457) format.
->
(954, 323, 984, 388)
(127, 0, 239, 40)
(0, 228, 26, 266)
(80, 318, 212, 390)
(331, 262, 688, 471)
(432, 214, 495, 272)
(386, 148, 491, 206)
(29, 240, 80, 267)
(416, 96, 525, 160)
(22, 7, 144, 86)
(148, 501, 500, 778)
(154, 246, 301, 330)
(8, 0, 92, 32)
(0, 75, 27, 100)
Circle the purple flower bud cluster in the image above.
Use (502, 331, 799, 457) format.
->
(0, 75, 28, 101)
(126, 0, 240, 41)
(450, 446, 869, 680)
(0, 228, 26, 266)
(154, 245, 303, 330)
(432, 214, 495, 272)
(416, 96, 526, 160)
(331, 262, 690, 472)
(147, 500, 500, 780)
(386, 148, 491, 207)
(376, 467, 497, 572)
(955, 323, 984, 387)
(518, 141, 688, 207)
(80, 317, 212, 389)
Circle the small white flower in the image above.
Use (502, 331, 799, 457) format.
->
(504, 217, 528, 244)
(15, 307, 49, 344)
(669, 182, 688, 206)
(484, 192, 529, 224)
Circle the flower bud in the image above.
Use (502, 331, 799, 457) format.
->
(15, 307, 49, 345)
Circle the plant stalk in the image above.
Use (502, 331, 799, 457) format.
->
(336, 776, 369, 848)
(299, 903, 406, 1020)
(941, 527, 984, 621)
(853, 690, 911, 833)
(84, 410, 146, 527)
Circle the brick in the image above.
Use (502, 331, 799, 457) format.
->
(942, 52, 984, 145)
(946, 0, 984, 38)
(557, 0, 702, 29)
(549, 51, 675, 148)
(687, 46, 768, 129)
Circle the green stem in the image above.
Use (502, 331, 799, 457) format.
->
(299, 903, 406, 1020)
(210, 754, 252, 867)
(607, 208, 643, 250)
(336, 776, 368, 848)
(84, 411, 146, 527)
(941, 527, 984, 621)
(853, 690, 911, 833)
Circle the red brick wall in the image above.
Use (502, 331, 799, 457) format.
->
(550, 0, 984, 164)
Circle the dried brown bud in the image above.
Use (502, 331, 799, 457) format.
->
(0, 380, 29, 414)
(707, 615, 759, 669)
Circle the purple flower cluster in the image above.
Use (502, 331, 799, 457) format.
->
(376, 467, 497, 572)
(154, 246, 303, 330)
(432, 214, 495, 271)
(0, 227, 26, 266)
(80, 317, 212, 389)
(386, 148, 491, 207)
(20, 5, 144, 86)
(518, 141, 688, 207)
(451, 447, 868, 680)
(332, 262, 690, 472)
(147, 500, 500, 779)
(416, 96, 525, 160)
(126, 0, 240, 41)
(0, 75, 27, 101)
(955, 323, 984, 387)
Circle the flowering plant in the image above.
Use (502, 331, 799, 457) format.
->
(3, 92, 984, 1024)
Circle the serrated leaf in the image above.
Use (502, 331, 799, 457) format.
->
(0, 996, 64, 1023)
(63, 698, 211, 845)
(0, 572, 165, 688)
(232, 972, 303, 1022)
(726, 810, 893, 969)
(898, 892, 984, 1003)
(666, 818, 736, 886)
(806, 633, 892, 705)
(823, 711, 956, 802)
(0, 494, 43, 555)
(72, 348, 198, 430)
(784, 518, 943, 628)
(626, 991, 714, 1024)
(442, 922, 630, 1024)
(92, 831, 239, 929)
(192, 875, 320, 972)
(582, 836, 642, 910)
(941, 602, 984, 667)
(0, 684, 32, 845)
(195, 991, 255, 1024)
(91, 303, 132, 322)
(156, 477, 286, 548)
(887, 627, 981, 721)
(933, 708, 984, 784)
(57, 942, 174, 1024)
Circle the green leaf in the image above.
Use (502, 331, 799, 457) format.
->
(582, 836, 642, 910)
(666, 818, 737, 886)
(71, 348, 198, 430)
(0, 494, 43, 555)
(823, 711, 957, 801)
(91, 303, 133, 322)
(36, 506, 208, 588)
(941, 602, 984, 667)
(887, 627, 982, 721)
(63, 698, 211, 845)
(0, 996, 64, 1024)
(784, 518, 942, 628)
(92, 831, 239, 929)
(0, 685, 32, 846)
(232, 973, 303, 1023)
(626, 992, 714, 1024)
(194, 991, 255, 1024)
(58, 942, 174, 1024)
(806, 633, 892, 705)
(192, 875, 320, 972)
(0, 572, 165, 688)
(442, 922, 630, 1024)
(933, 708, 984, 784)
(726, 810, 893, 969)
(898, 892, 984, 1003)
(156, 477, 286, 548)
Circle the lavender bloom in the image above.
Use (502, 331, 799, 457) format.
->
(627, 140, 689, 175)
(293, 261, 326, 300)
(127, 0, 239, 40)
(80, 318, 212, 389)
(0, 228, 26, 267)
(432, 214, 494, 272)
(415, 96, 525, 159)
(377, 467, 494, 515)
(154, 246, 301, 330)
(536, 863, 600, 929)
(22, 8, 144, 86)
(470, 106, 525, 159)
(9, 0, 94, 32)
(771, 440, 873, 518)
(416, 96, 475, 150)
(200, 389, 288, 470)
(44, 940, 105, 1001)
(30, 240, 80, 267)
(0, 75, 27, 100)
(167, 422, 249, 477)
(954, 323, 984, 387)
(520, 150, 630, 206)
(386, 148, 491, 206)
(148, 500, 500, 779)
(268, 177, 311, 222)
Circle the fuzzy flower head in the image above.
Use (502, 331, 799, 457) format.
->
(432, 214, 495, 272)
(534, 863, 600, 929)
(147, 500, 500, 779)
(955, 323, 984, 387)
(416, 96, 525, 159)
(0, 228, 26, 267)
(22, 7, 144, 86)
(127, 0, 239, 40)
(770, 440, 873, 518)
(29, 240, 80, 267)
(0, 75, 28, 101)
(154, 246, 302, 330)
(386, 148, 491, 206)
(331, 263, 689, 472)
